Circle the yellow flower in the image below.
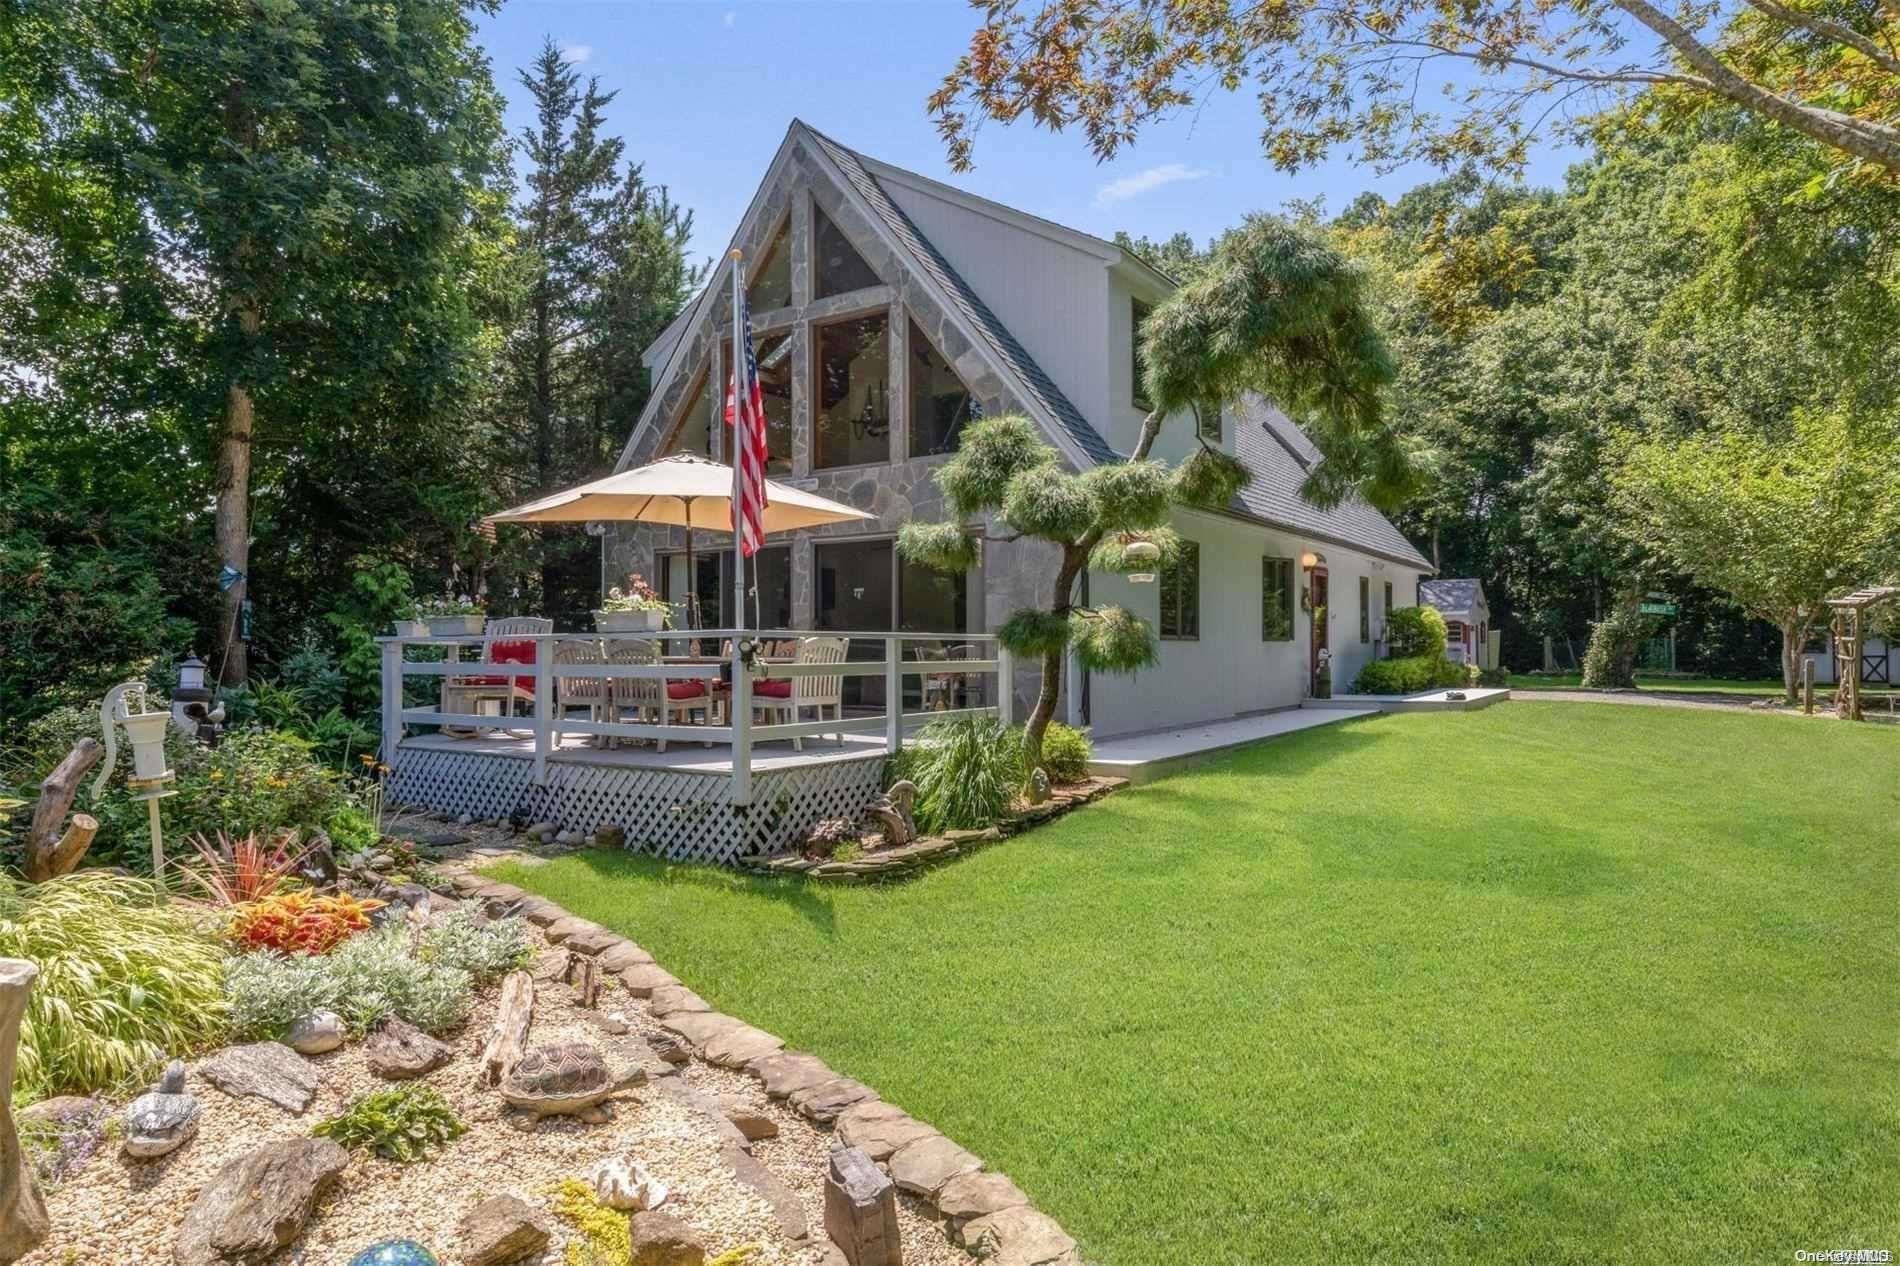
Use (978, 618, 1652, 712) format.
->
(265, 775, 288, 788)
(208, 769, 224, 782)
(358, 754, 376, 767)
(376, 762, 391, 775)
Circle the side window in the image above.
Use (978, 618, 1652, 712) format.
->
(1160, 541, 1200, 639)
(1262, 557, 1294, 641)
(1384, 580, 1393, 622)
(1359, 576, 1371, 643)
(1131, 297, 1152, 410)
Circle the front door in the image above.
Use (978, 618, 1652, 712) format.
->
(1309, 568, 1330, 690)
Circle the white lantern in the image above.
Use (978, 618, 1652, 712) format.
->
(177, 654, 207, 693)
(93, 683, 177, 884)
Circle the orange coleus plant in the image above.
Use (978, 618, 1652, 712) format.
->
(229, 890, 384, 955)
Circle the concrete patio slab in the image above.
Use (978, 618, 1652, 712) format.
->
(1303, 687, 1511, 713)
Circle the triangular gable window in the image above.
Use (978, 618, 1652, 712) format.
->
(814, 206, 879, 298)
(749, 220, 792, 312)
(909, 319, 980, 456)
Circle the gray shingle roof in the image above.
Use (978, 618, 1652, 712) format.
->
(805, 126, 1122, 467)
(1420, 578, 1484, 615)
(1232, 398, 1433, 570)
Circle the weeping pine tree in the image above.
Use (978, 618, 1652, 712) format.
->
(899, 216, 1409, 775)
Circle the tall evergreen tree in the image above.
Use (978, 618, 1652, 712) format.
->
(491, 41, 701, 622)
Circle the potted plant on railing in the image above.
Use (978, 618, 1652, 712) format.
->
(391, 599, 430, 639)
(595, 575, 671, 633)
(418, 594, 486, 637)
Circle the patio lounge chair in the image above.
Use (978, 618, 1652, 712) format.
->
(753, 636, 847, 751)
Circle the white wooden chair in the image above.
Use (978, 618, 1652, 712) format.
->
(754, 636, 847, 751)
(442, 616, 553, 736)
(603, 638, 709, 752)
(552, 638, 609, 746)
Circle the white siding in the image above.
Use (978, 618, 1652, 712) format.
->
(881, 177, 1114, 436)
(1086, 510, 1426, 737)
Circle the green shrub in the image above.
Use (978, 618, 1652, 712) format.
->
(313, 1083, 463, 1162)
(419, 910, 533, 984)
(325, 805, 381, 856)
(893, 716, 1024, 833)
(1384, 606, 1449, 659)
(1353, 654, 1466, 695)
(224, 927, 473, 1040)
(1477, 666, 1510, 687)
(1038, 722, 1093, 782)
(1581, 607, 1655, 689)
(0, 871, 229, 1102)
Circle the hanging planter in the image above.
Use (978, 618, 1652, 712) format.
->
(1121, 534, 1160, 584)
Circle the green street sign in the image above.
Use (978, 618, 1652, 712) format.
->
(1639, 602, 1678, 616)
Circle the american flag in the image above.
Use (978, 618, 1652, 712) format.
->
(724, 293, 769, 557)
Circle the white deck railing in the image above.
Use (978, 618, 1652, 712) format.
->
(377, 629, 1011, 805)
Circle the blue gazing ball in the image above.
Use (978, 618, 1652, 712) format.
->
(348, 1242, 439, 1266)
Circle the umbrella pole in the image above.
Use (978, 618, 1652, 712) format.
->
(683, 498, 697, 633)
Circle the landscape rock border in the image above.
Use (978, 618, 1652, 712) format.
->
(745, 776, 1129, 882)
(447, 867, 1087, 1265)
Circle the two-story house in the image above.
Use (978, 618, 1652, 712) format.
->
(606, 120, 1433, 738)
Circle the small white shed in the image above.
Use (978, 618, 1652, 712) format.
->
(1420, 578, 1494, 668)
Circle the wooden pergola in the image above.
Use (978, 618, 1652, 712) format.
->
(1824, 585, 1900, 720)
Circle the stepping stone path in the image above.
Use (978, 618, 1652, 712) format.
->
(197, 1041, 319, 1113)
(457, 1195, 552, 1266)
(365, 1016, 453, 1080)
(172, 1137, 347, 1265)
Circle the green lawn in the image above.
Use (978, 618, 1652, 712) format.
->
(1507, 672, 1790, 694)
(492, 705, 1900, 1264)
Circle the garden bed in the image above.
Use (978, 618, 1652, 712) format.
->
(745, 777, 1128, 882)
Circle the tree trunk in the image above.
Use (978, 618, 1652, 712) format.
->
(216, 306, 259, 685)
(24, 738, 103, 882)
(1022, 547, 1086, 777)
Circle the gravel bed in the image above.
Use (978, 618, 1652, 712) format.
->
(19, 910, 976, 1266)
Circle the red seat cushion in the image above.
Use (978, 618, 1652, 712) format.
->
(753, 679, 793, 698)
(666, 681, 707, 701)
(489, 638, 537, 692)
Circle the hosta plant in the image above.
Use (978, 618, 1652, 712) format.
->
(313, 1083, 464, 1162)
(0, 871, 228, 1101)
(227, 890, 382, 955)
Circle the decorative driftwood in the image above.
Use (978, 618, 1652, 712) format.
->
(0, 959, 50, 1262)
(23, 738, 103, 882)
(559, 950, 602, 1009)
(479, 970, 534, 1087)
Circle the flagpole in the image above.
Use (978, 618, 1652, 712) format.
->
(728, 249, 746, 641)
(728, 248, 751, 807)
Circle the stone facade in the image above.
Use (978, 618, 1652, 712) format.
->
(606, 136, 1060, 716)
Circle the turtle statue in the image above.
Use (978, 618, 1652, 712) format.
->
(123, 1059, 201, 1159)
(499, 1042, 631, 1124)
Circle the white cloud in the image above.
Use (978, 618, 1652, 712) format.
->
(1093, 162, 1210, 207)
(722, 11, 737, 27)
(561, 43, 593, 65)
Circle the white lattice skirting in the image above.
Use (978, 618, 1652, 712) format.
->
(387, 746, 888, 865)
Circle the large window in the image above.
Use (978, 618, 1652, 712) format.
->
(815, 314, 891, 468)
(815, 206, 879, 298)
(724, 332, 794, 474)
(1131, 297, 1153, 410)
(1262, 557, 1295, 641)
(909, 320, 979, 457)
(1359, 575, 1371, 643)
(1160, 540, 1200, 639)
(749, 220, 792, 312)
(668, 371, 714, 457)
(816, 537, 971, 709)
(1384, 580, 1393, 626)
(658, 546, 791, 633)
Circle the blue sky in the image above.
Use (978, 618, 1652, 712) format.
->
(474, 1, 1584, 266)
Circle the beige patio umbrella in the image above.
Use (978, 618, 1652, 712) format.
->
(484, 452, 872, 626)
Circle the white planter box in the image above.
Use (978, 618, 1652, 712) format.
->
(426, 615, 487, 637)
(595, 609, 664, 633)
(393, 619, 431, 638)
